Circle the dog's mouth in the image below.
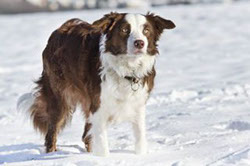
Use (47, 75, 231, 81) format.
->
(133, 49, 144, 55)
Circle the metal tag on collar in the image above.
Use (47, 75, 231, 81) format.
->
(131, 71, 141, 91)
(131, 80, 140, 91)
(132, 77, 139, 84)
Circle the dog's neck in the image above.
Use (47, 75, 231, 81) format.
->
(99, 34, 156, 81)
(100, 51, 155, 78)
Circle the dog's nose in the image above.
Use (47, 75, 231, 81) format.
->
(134, 40, 144, 49)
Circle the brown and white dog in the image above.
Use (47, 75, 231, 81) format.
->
(21, 12, 175, 156)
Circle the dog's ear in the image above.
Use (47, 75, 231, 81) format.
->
(146, 13, 175, 39)
(92, 12, 122, 33)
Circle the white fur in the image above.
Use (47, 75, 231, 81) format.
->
(17, 93, 35, 112)
(89, 14, 155, 156)
(99, 34, 155, 78)
(125, 14, 148, 55)
(89, 70, 149, 156)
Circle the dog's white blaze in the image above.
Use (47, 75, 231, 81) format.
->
(125, 14, 148, 55)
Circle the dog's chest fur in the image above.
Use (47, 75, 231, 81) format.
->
(99, 70, 149, 124)
(95, 33, 156, 124)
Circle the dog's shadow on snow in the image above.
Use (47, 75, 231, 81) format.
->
(0, 143, 86, 164)
(0, 143, 136, 164)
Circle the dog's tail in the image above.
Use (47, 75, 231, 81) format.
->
(17, 90, 49, 135)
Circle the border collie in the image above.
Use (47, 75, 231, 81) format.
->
(21, 12, 175, 156)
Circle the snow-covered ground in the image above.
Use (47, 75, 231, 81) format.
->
(1, 2, 250, 166)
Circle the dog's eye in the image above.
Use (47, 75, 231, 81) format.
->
(143, 28, 149, 35)
(122, 28, 129, 33)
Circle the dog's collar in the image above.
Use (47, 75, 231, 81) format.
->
(124, 76, 142, 91)
(124, 76, 140, 83)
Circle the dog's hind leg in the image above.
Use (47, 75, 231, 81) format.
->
(45, 121, 58, 153)
(44, 95, 72, 153)
(81, 100, 103, 154)
(29, 91, 65, 153)
(82, 122, 92, 152)
(44, 98, 61, 153)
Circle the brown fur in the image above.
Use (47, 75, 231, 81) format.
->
(82, 122, 92, 152)
(29, 13, 175, 153)
(30, 18, 103, 152)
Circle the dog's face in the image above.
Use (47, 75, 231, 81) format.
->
(93, 12, 175, 57)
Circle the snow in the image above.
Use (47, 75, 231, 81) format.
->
(1, 2, 250, 165)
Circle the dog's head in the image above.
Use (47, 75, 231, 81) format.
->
(93, 12, 175, 57)
(94, 12, 175, 78)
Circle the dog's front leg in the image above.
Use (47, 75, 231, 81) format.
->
(91, 112, 109, 156)
(133, 106, 147, 155)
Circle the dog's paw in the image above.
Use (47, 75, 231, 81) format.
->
(46, 146, 57, 153)
(93, 149, 110, 157)
(135, 147, 147, 155)
(135, 141, 147, 155)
